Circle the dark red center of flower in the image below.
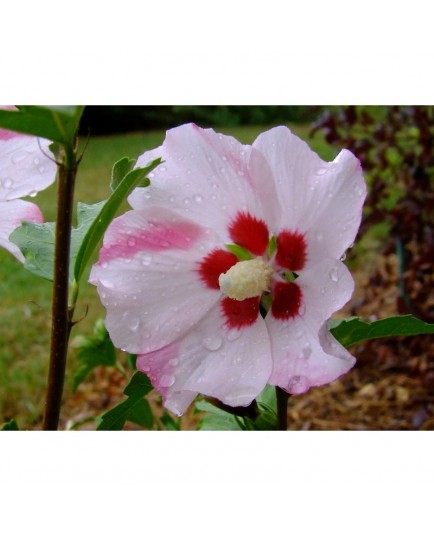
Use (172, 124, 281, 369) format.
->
(197, 211, 306, 328)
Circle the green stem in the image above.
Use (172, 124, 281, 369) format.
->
(43, 149, 77, 431)
(276, 387, 290, 431)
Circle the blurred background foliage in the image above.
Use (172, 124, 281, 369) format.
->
(80, 105, 322, 134)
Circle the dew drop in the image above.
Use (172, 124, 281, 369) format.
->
(287, 375, 309, 394)
(193, 194, 203, 203)
(159, 374, 175, 388)
(329, 267, 339, 282)
(2, 178, 13, 188)
(169, 358, 179, 367)
(169, 195, 176, 203)
(202, 335, 223, 351)
(340, 252, 347, 261)
(316, 167, 328, 175)
(33, 157, 40, 165)
(159, 165, 167, 172)
(127, 237, 136, 247)
(29, 190, 37, 198)
(183, 197, 190, 205)
(226, 329, 241, 342)
(141, 255, 152, 266)
(299, 343, 312, 359)
(11, 151, 28, 164)
(129, 319, 140, 332)
(309, 185, 315, 191)
(39, 166, 45, 174)
(320, 287, 326, 295)
(148, 172, 155, 178)
(316, 232, 323, 242)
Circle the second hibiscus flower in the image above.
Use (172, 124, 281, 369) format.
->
(90, 124, 366, 415)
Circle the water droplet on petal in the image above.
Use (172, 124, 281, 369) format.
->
(39, 166, 45, 174)
(11, 151, 28, 164)
(141, 255, 152, 266)
(33, 157, 40, 165)
(127, 237, 136, 247)
(193, 194, 203, 203)
(169, 195, 176, 203)
(340, 252, 347, 261)
(316, 167, 328, 175)
(29, 190, 37, 198)
(329, 267, 339, 282)
(2, 178, 13, 188)
(287, 375, 309, 394)
(169, 358, 179, 367)
(159, 165, 167, 172)
(183, 197, 190, 205)
(299, 343, 312, 359)
(226, 329, 241, 342)
(160, 374, 175, 388)
(316, 232, 323, 242)
(202, 335, 223, 351)
(130, 319, 140, 331)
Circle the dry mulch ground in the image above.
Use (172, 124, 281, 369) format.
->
(61, 254, 434, 431)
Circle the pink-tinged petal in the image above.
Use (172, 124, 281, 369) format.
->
(0, 199, 43, 261)
(89, 208, 223, 355)
(128, 123, 281, 242)
(267, 316, 355, 394)
(137, 302, 272, 415)
(96, 205, 206, 264)
(266, 258, 356, 391)
(0, 135, 56, 201)
(253, 126, 366, 261)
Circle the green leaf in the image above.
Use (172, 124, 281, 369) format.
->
(160, 410, 181, 431)
(127, 398, 153, 429)
(70, 201, 106, 270)
(1, 419, 19, 431)
(195, 399, 245, 431)
(9, 221, 56, 281)
(9, 200, 106, 282)
(96, 371, 153, 431)
(110, 157, 135, 192)
(72, 319, 117, 392)
(330, 315, 434, 348)
(73, 156, 161, 283)
(0, 105, 84, 146)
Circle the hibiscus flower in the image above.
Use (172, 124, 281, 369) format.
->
(90, 124, 366, 415)
(0, 126, 57, 261)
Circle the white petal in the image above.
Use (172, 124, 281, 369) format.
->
(253, 126, 366, 261)
(0, 199, 43, 261)
(0, 135, 56, 201)
(129, 123, 280, 241)
(267, 258, 356, 392)
(89, 206, 222, 355)
(137, 302, 272, 415)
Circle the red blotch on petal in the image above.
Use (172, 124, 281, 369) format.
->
(275, 230, 307, 271)
(198, 249, 238, 290)
(229, 212, 269, 256)
(221, 296, 260, 328)
(271, 282, 303, 320)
